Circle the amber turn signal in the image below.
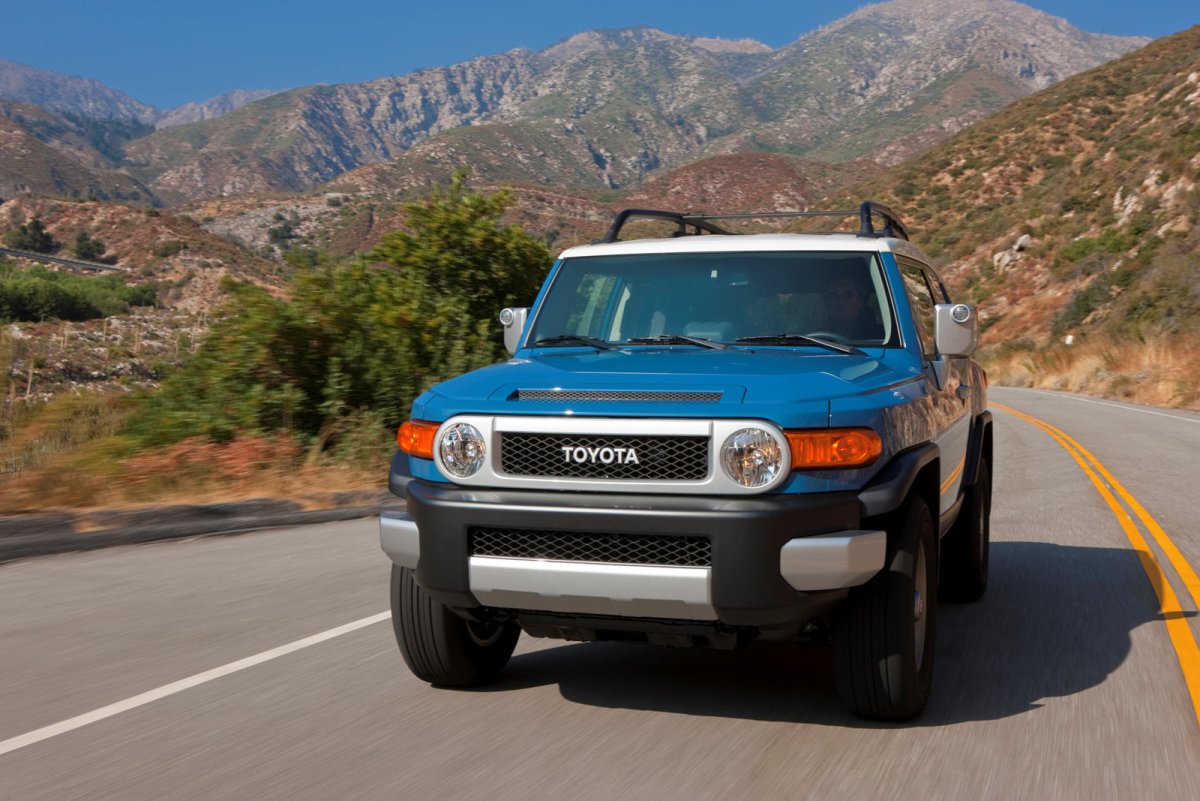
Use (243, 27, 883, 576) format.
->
(397, 419, 439, 460)
(785, 428, 882, 470)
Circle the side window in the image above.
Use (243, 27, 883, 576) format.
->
(929, 271, 950, 303)
(899, 262, 937, 359)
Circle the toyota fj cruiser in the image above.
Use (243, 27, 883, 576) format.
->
(381, 203, 992, 720)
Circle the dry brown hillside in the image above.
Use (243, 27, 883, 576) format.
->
(838, 26, 1200, 407)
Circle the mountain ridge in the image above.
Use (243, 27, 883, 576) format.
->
(0, 59, 280, 128)
(116, 1, 1147, 202)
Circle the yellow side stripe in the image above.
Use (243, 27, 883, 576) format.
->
(940, 457, 965, 496)
(994, 402, 1200, 728)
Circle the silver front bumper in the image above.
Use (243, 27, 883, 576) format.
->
(469, 557, 716, 620)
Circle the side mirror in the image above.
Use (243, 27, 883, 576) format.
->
(934, 303, 978, 357)
(500, 307, 529, 355)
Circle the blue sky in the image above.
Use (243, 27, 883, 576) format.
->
(4, 1, 1196, 108)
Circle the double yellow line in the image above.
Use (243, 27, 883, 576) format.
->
(994, 402, 1200, 726)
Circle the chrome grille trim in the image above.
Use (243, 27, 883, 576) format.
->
(471, 527, 711, 567)
(430, 415, 793, 495)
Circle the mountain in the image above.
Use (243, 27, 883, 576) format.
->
(153, 89, 281, 128)
(727, 0, 1150, 163)
(0, 101, 155, 203)
(836, 25, 1200, 405)
(0, 59, 158, 124)
(0, 59, 279, 128)
(122, 0, 1147, 203)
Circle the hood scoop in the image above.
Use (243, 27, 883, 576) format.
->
(514, 389, 723, 404)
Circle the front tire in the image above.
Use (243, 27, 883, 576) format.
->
(390, 564, 519, 687)
(834, 495, 937, 721)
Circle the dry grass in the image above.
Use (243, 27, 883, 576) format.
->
(0, 393, 388, 513)
(985, 334, 1200, 409)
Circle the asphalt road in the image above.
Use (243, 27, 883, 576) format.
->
(2, 386, 1199, 800)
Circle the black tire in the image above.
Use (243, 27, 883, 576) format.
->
(940, 459, 991, 603)
(390, 564, 520, 687)
(834, 495, 937, 721)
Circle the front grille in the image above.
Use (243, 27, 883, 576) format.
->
(516, 389, 722, 404)
(471, 527, 711, 567)
(500, 433, 709, 480)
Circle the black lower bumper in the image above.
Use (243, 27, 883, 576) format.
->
(405, 479, 862, 627)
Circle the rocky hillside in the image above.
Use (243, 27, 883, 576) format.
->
(0, 59, 158, 124)
(153, 89, 280, 129)
(838, 25, 1200, 403)
(191, 148, 881, 261)
(0, 101, 155, 203)
(0, 196, 281, 310)
(123, 0, 1145, 202)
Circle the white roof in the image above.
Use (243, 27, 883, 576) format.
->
(559, 232, 931, 263)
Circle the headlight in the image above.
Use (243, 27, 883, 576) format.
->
(439, 423, 486, 478)
(720, 428, 784, 488)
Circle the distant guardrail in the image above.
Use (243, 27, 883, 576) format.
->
(0, 246, 129, 274)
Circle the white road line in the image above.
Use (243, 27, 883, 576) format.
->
(1000, 388, 1200, 425)
(0, 611, 391, 758)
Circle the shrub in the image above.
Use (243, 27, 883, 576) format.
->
(131, 173, 551, 450)
(73, 231, 106, 261)
(0, 266, 157, 322)
(4, 218, 57, 253)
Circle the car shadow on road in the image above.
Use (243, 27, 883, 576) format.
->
(480, 541, 1185, 727)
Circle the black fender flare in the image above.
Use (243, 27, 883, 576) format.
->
(858, 443, 939, 519)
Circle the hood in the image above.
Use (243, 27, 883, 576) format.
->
(413, 347, 924, 427)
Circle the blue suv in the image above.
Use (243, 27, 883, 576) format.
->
(381, 203, 993, 720)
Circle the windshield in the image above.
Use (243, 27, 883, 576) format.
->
(528, 251, 896, 348)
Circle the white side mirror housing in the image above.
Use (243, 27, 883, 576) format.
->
(934, 303, 977, 357)
(500, 307, 529, 355)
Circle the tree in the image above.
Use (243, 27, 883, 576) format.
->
(4, 218, 57, 253)
(132, 173, 551, 449)
(73, 230, 106, 261)
(362, 170, 551, 411)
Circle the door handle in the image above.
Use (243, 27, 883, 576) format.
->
(956, 385, 972, 400)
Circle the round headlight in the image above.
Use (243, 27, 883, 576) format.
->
(439, 423, 486, 478)
(720, 428, 784, 488)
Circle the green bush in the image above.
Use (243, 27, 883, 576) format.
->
(132, 173, 551, 448)
(73, 231, 106, 261)
(0, 266, 156, 322)
(4, 218, 57, 253)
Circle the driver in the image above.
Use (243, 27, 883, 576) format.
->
(824, 275, 880, 341)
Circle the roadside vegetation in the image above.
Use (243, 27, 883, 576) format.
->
(1, 174, 551, 510)
(0, 261, 157, 322)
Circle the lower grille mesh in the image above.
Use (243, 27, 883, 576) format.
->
(470, 527, 711, 567)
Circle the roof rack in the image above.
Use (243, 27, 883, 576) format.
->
(599, 201, 909, 243)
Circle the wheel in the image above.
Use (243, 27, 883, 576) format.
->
(940, 459, 991, 602)
(390, 564, 520, 687)
(834, 495, 937, 721)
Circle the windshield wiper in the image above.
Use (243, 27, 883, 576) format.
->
(734, 334, 863, 355)
(531, 335, 619, 351)
(626, 334, 729, 350)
